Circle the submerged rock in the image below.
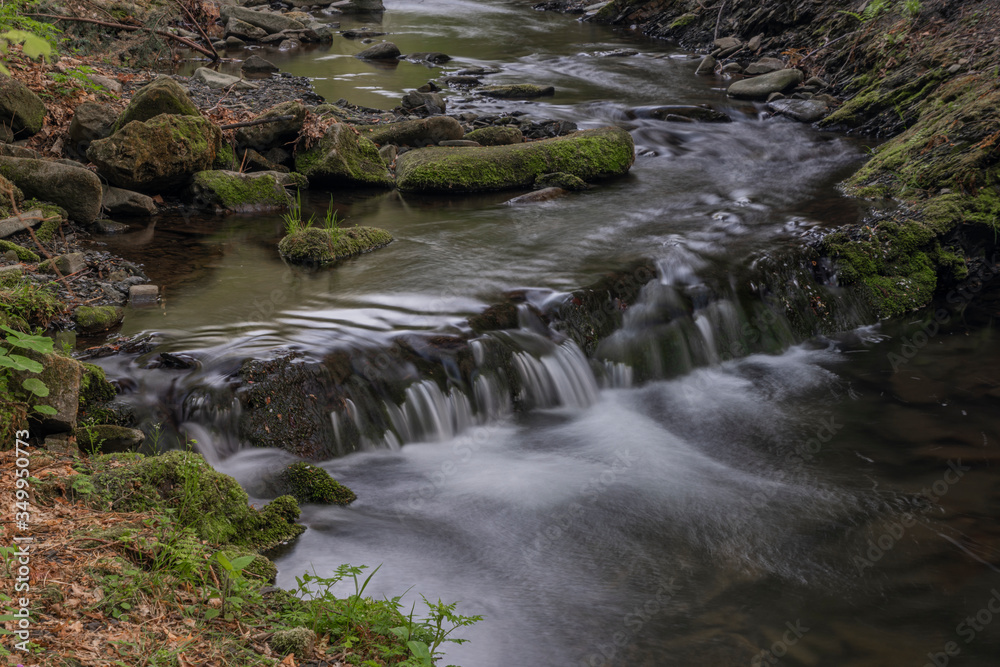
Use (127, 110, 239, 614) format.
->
(270, 462, 356, 505)
(505, 187, 568, 204)
(113, 77, 200, 131)
(102, 186, 157, 217)
(395, 126, 634, 193)
(633, 105, 730, 123)
(355, 41, 401, 60)
(727, 68, 803, 100)
(88, 114, 222, 192)
(360, 116, 463, 147)
(478, 84, 555, 99)
(293, 123, 393, 187)
(278, 226, 393, 264)
(535, 171, 588, 190)
(0, 157, 103, 224)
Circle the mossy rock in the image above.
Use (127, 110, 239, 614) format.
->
(0, 173, 24, 208)
(113, 77, 200, 132)
(73, 305, 124, 334)
(395, 126, 634, 193)
(278, 226, 393, 265)
(89, 450, 305, 550)
(88, 114, 222, 192)
(293, 123, 393, 188)
(0, 279, 63, 330)
(277, 461, 356, 505)
(79, 362, 117, 417)
(534, 172, 588, 191)
(361, 116, 464, 148)
(213, 141, 238, 170)
(191, 170, 295, 213)
(269, 627, 316, 660)
(478, 84, 555, 99)
(0, 158, 101, 225)
(75, 424, 145, 453)
(235, 101, 307, 152)
(464, 126, 523, 146)
(213, 548, 278, 582)
(0, 240, 39, 263)
(0, 75, 46, 137)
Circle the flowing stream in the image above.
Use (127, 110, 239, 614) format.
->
(87, 1, 1000, 664)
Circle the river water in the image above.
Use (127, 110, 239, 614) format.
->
(89, 1, 1000, 665)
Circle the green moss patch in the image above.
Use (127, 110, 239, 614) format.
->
(278, 462, 356, 505)
(278, 226, 393, 265)
(0, 239, 39, 262)
(74, 305, 124, 334)
(395, 126, 635, 193)
(191, 170, 293, 213)
(464, 126, 524, 146)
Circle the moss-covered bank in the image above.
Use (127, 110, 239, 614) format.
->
(278, 225, 393, 265)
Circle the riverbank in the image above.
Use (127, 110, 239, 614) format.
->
(546, 0, 1000, 318)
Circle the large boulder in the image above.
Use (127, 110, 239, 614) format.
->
(15, 354, 83, 434)
(395, 126, 634, 193)
(68, 102, 117, 152)
(235, 101, 307, 151)
(401, 90, 446, 116)
(0, 75, 46, 139)
(88, 114, 222, 192)
(727, 69, 803, 100)
(102, 185, 157, 217)
(220, 6, 306, 34)
(190, 170, 298, 212)
(0, 157, 103, 224)
(360, 116, 463, 147)
(113, 77, 200, 131)
(293, 124, 393, 188)
(225, 17, 267, 41)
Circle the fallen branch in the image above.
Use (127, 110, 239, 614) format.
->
(219, 114, 295, 130)
(713, 0, 728, 42)
(27, 13, 217, 59)
(174, 0, 219, 62)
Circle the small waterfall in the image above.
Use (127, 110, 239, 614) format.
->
(386, 380, 477, 443)
(512, 340, 600, 409)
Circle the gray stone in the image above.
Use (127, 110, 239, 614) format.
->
(747, 34, 763, 52)
(635, 105, 730, 123)
(717, 45, 742, 59)
(442, 75, 481, 87)
(378, 144, 397, 163)
(235, 101, 307, 151)
(341, 28, 386, 39)
(0, 157, 103, 224)
(193, 67, 258, 91)
(713, 37, 742, 50)
(356, 41, 401, 60)
(361, 116, 463, 147)
(722, 62, 743, 73)
(745, 57, 785, 75)
(129, 284, 159, 305)
(220, 6, 306, 34)
(805, 76, 829, 89)
(225, 36, 247, 48)
(0, 209, 43, 238)
(0, 75, 46, 138)
(401, 90, 446, 115)
(226, 17, 267, 41)
(695, 55, 716, 75)
(75, 425, 145, 453)
(727, 68, 803, 100)
(766, 98, 830, 123)
(0, 265, 22, 279)
(69, 102, 117, 149)
(242, 54, 278, 74)
(406, 52, 451, 64)
(338, 0, 384, 12)
(102, 186, 157, 217)
(278, 39, 301, 50)
(87, 73, 122, 94)
(94, 219, 130, 234)
(766, 92, 786, 103)
(53, 253, 87, 275)
(505, 187, 568, 205)
(24, 354, 83, 434)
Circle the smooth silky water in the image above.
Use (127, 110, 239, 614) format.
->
(89, 1, 1000, 664)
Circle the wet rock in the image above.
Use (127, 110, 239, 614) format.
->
(360, 116, 463, 147)
(225, 35, 247, 48)
(464, 125, 523, 146)
(293, 123, 393, 187)
(73, 305, 124, 334)
(94, 220, 130, 234)
(695, 55, 716, 75)
(416, 81, 441, 93)
(406, 52, 451, 64)
(766, 98, 830, 123)
(193, 67, 258, 91)
(18, 354, 82, 434)
(74, 424, 145, 454)
(766, 92, 785, 103)
(745, 57, 785, 75)
(129, 284, 158, 305)
(220, 6, 306, 34)
(337, 0, 385, 12)
(279, 39, 300, 50)
(242, 54, 279, 74)
(478, 84, 555, 99)
(267, 462, 356, 505)
(714, 36, 742, 50)
(355, 41, 401, 60)
(727, 68, 803, 100)
(68, 102, 117, 152)
(88, 114, 222, 192)
(401, 90, 446, 115)
(442, 75, 481, 87)
(396, 126, 634, 193)
(722, 62, 743, 74)
(341, 28, 386, 39)
(235, 101, 307, 151)
(505, 187, 568, 204)
(596, 48, 638, 57)
(102, 186, 157, 217)
(0, 157, 103, 224)
(634, 105, 730, 123)
(190, 170, 296, 212)
(113, 77, 200, 131)
(0, 75, 46, 138)
(535, 172, 588, 190)
(279, 226, 393, 264)
(227, 16, 268, 41)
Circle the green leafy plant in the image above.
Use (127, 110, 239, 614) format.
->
(208, 551, 258, 622)
(0, 324, 56, 416)
(0, 1, 60, 75)
(46, 65, 117, 98)
(282, 191, 341, 237)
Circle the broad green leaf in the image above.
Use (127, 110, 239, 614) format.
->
(215, 552, 233, 572)
(407, 640, 433, 664)
(9, 354, 42, 373)
(203, 608, 220, 620)
(230, 555, 256, 571)
(0, 356, 19, 369)
(22, 378, 48, 397)
(33, 405, 57, 416)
